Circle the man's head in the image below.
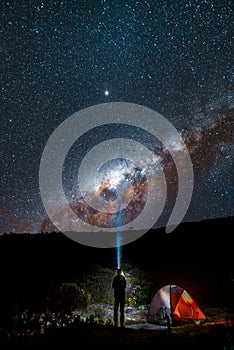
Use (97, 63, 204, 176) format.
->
(117, 268, 122, 275)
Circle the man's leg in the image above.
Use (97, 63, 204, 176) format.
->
(114, 299, 119, 327)
(120, 299, 125, 327)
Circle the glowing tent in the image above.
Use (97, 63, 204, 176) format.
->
(147, 284, 206, 325)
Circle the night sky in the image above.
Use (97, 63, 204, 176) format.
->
(1, 0, 233, 234)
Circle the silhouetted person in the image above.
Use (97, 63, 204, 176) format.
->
(112, 268, 126, 328)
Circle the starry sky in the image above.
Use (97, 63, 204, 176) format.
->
(1, 0, 233, 234)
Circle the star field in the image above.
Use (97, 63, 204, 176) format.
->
(0, 0, 233, 233)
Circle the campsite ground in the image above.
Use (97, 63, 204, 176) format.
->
(1, 306, 234, 349)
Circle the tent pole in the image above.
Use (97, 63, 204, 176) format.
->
(169, 284, 173, 324)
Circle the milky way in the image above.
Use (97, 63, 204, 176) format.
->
(0, 0, 233, 233)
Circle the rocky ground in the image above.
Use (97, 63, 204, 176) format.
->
(1, 305, 233, 349)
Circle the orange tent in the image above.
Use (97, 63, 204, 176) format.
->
(147, 284, 206, 325)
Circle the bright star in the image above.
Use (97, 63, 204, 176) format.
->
(104, 90, 109, 96)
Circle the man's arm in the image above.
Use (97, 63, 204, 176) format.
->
(112, 276, 116, 289)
